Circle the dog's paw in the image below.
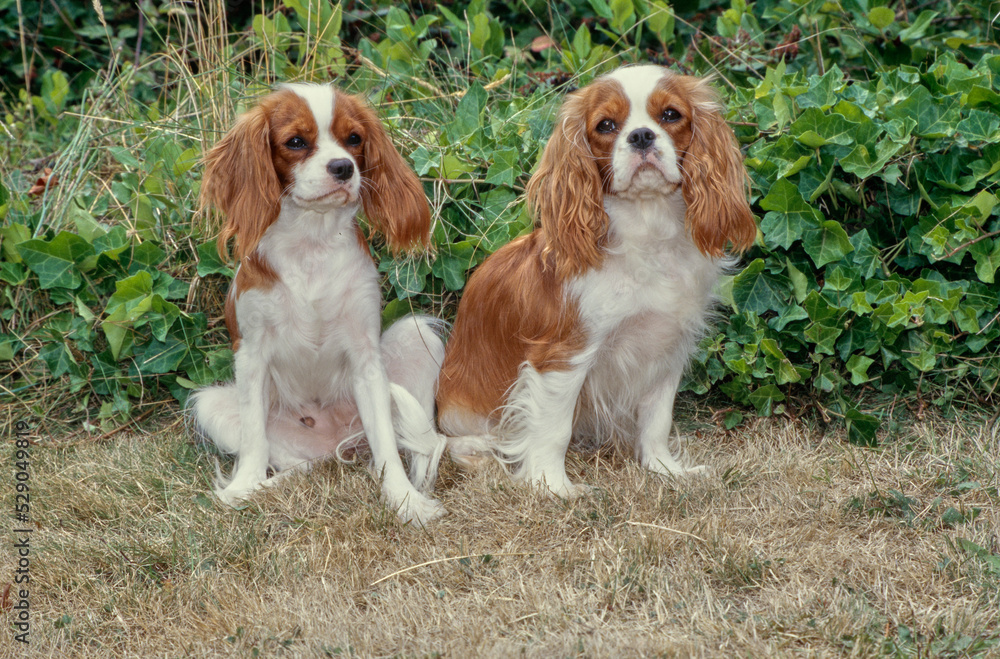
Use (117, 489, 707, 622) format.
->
(392, 491, 447, 526)
(548, 480, 595, 499)
(215, 482, 260, 508)
(646, 459, 711, 479)
(522, 471, 594, 499)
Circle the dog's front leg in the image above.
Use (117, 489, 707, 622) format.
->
(351, 346, 445, 524)
(499, 361, 592, 498)
(216, 346, 273, 506)
(636, 369, 707, 476)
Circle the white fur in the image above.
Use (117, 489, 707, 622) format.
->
(191, 85, 446, 524)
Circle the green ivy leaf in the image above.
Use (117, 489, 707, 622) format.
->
(759, 179, 821, 249)
(101, 272, 156, 360)
(447, 84, 487, 143)
(802, 221, 854, 268)
(129, 242, 166, 272)
(0, 223, 30, 263)
(383, 257, 430, 299)
(957, 109, 1000, 142)
(67, 199, 107, 243)
(38, 341, 82, 378)
(748, 383, 785, 415)
(173, 147, 199, 176)
(108, 146, 142, 169)
(484, 148, 519, 187)
(18, 232, 96, 290)
(885, 86, 960, 139)
(760, 338, 804, 384)
(196, 240, 234, 278)
(731, 259, 790, 314)
(137, 335, 188, 375)
(846, 354, 875, 384)
(840, 139, 906, 178)
(797, 66, 844, 111)
(970, 238, 1000, 283)
(0, 261, 27, 285)
(409, 145, 440, 177)
(790, 108, 857, 147)
(906, 348, 937, 372)
(845, 407, 879, 446)
(431, 240, 480, 291)
(814, 358, 846, 392)
(381, 298, 415, 329)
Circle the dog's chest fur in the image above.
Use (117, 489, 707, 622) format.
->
(235, 207, 378, 406)
(572, 196, 722, 423)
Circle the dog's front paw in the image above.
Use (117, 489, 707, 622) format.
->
(547, 479, 595, 499)
(521, 470, 594, 499)
(646, 458, 711, 478)
(215, 482, 261, 508)
(391, 490, 447, 526)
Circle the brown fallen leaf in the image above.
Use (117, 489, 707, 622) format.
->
(0, 583, 11, 613)
(28, 167, 58, 196)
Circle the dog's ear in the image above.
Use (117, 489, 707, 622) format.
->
(202, 106, 282, 261)
(679, 78, 756, 257)
(526, 90, 609, 281)
(341, 93, 431, 254)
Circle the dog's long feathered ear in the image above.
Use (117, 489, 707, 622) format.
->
(352, 96, 431, 254)
(526, 91, 608, 281)
(680, 78, 757, 257)
(201, 106, 282, 262)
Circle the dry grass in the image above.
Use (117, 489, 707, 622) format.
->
(9, 406, 1000, 657)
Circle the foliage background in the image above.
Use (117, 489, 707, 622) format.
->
(1, 0, 998, 440)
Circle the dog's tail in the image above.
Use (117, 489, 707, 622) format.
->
(383, 314, 448, 493)
(391, 383, 446, 493)
(187, 384, 242, 455)
(186, 384, 243, 490)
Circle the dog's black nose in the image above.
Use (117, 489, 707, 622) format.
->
(626, 127, 656, 151)
(327, 159, 355, 182)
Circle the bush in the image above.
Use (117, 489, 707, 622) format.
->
(1, 0, 997, 440)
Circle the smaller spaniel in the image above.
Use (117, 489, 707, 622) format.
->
(191, 84, 446, 523)
(436, 65, 756, 495)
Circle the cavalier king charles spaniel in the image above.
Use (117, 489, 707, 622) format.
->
(436, 65, 756, 496)
(191, 83, 446, 523)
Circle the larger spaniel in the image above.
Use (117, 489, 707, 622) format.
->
(191, 84, 446, 523)
(436, 65, 756, 495)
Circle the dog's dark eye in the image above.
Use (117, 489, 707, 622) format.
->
(596, 119, 617, 133)
(662, 108, 682, 123)
(286, 136, 308, 150)
(346, 133, 362, 147)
